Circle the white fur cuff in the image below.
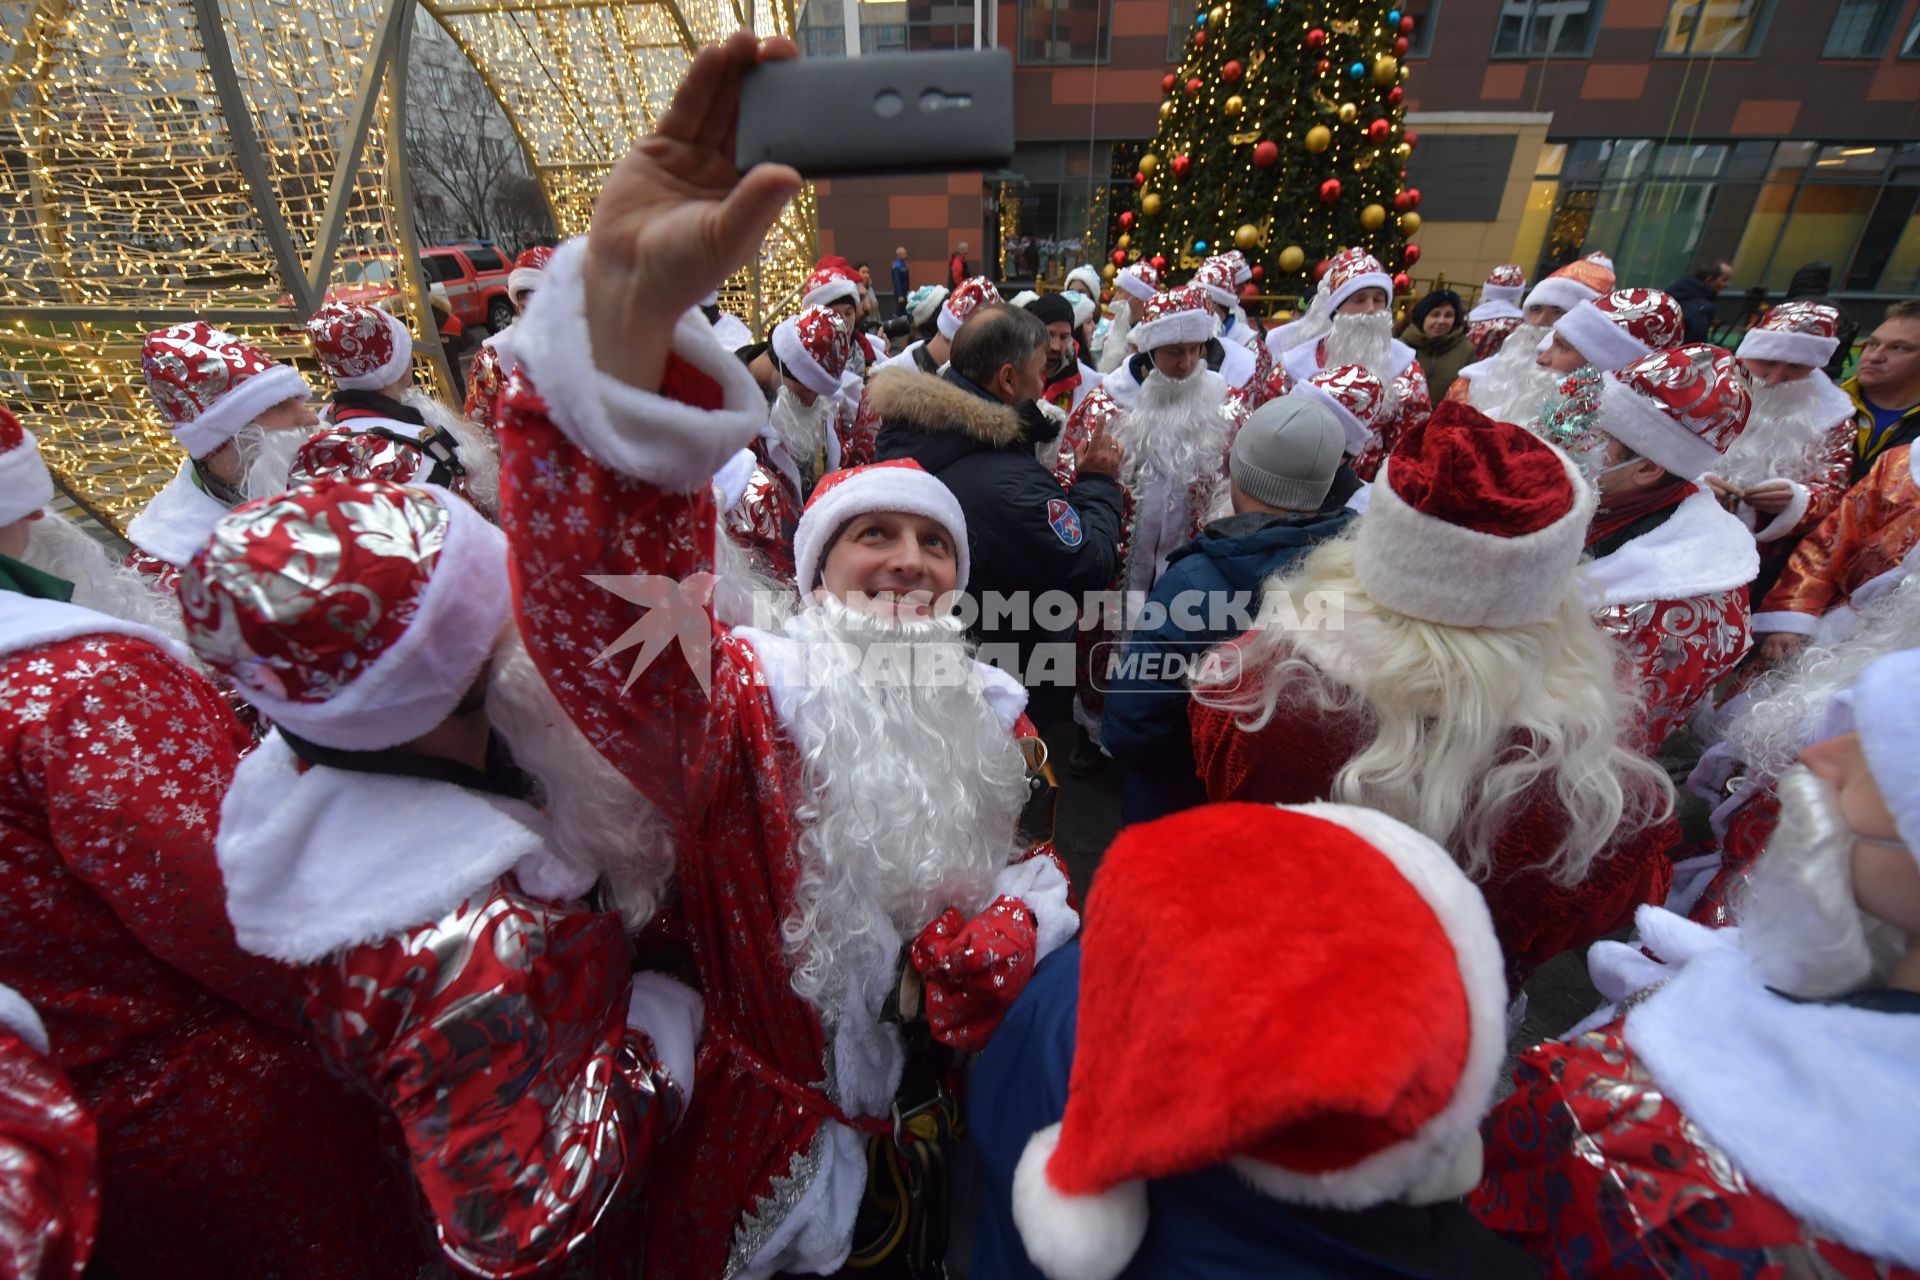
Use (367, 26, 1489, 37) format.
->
(628, 971, 703, 1112)
(1751, 481, 1812, 544)
(1751, 609, 1819, 637)
(991, 855, 1080, 963)
(513, 237, 770, 494)
(0, 985, 49, 1056)
(1556, 300, 1652, 373)
(1012, 1123, 1148, 1280)
(1130, 309, 1216, 352)
(1737, 327, 1838, 369)
(1598, 375, 1726, 481)
(1523, 277, 1600, 317)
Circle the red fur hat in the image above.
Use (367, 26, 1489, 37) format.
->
(1012, 802, 1507, 1280)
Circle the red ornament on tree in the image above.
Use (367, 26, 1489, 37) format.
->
(1193, 28, 1207, 46)
(1151, 254, 1167, 271)
(1405, 187, 1422, 208)
(1403, 243, 1421, 266)
(1318, 177, 1342, 203)
(1387, 85, 1404, 107)
(1403, 129, 1420, 152)
(1112, 249, 1129, 266)
(1119, 210, 1134, 230)
(1172, 153, 1193, 179)
(1368, 118, 1392, 143)
(1250, 264, 1264, 281)
(1316, 58, 1331, 75)
(1400, 14, 1415, 34)
(1240, 282, 1260, 300)
(1312, 258, 1331, 282)
(1392, 272, 1411, 293)
(1186, 76, 1203, 95)
(1392, 190, 1413, 213)
(1252, 140, 1279, 167)
(1222, 59, 1243, 82)
(1134, 171, 1147, 187)
(1394, 35, 1409, 56)
(1162, 73, 1177, 93)
(1306, 27, 1326, 49)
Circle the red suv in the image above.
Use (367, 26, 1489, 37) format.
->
(420, 243, 516, 332)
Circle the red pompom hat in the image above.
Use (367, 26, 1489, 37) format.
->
(1355, 399, 1594, 628)
(1552, 287, 1685, 372)
(1736, 300, 1842, 369)
(0, 404, 54, 527)
(305, 301, 414, 392)
(1011, 801, 1507, 1280)
(1113, 261, 1160, 303)
(791, 459, 970, 594)
(800, 261, 863, 311)
(140, 322, 312, 459)
(770, 304, 853, 399)
(1523, 251, 1615, 315)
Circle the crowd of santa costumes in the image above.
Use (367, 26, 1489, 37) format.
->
(1, 35, 1918, 1280)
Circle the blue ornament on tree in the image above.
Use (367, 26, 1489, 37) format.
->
(1193, 239, 1209, 253)
(1348, 61, 1366, 79)
(1389, 8, 1401, 22)
(1194, 11, 1207, 26)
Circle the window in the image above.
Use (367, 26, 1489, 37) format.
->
(1824, 0, 1901, 57)
(1903, 14, 1920, 57)
(797, 0, 975, 57)
(466, 247, 506, 272)
(1403, 0, 1440, 58)
(1658, 0, 1772, 57)
(1019, 0, 1110, 64)
(1492, 1, 1605, 58)
(1167, 0, 1195, 62)
(991, 142, 1129, 285)
(419, 254, 459, 284)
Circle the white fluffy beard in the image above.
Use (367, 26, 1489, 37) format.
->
(400, 387, 501, 515)
(770, 384, 830, 471)
(1320, 310, 1396, 383)
(1713, 376, 1838, 491)
(1738, 767, 1905, 998)
(1467, 323, 1564, 426)
(234, 423, 308, 502)
(1112, 366, 1231, 495)
(484, 632, 675, 928)
(779, 595, 1027, 1018)
(21, 513, 184, 640)
(1098, 305, 1136, 374)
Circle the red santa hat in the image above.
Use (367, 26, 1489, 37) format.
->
(1318, 247, 1394, 313)
(791, 459, 969, 595)
(508, 245, 554, 305)
(0, 405, 54, 528)
(304, 301, 414, 392)
(141, 321, 312, 459)
(1215, 249, 1253, 284)
(1012, 801, 1506, 1280)
(179, 478, 508, 752)
(1482, 264, 1527, 307)
(1599, 343, 1752, 480)
(1355, 400, 1594, 628)
(1552, 288, 1685, 372)
(1128, 284, 1218, 352)
(1114, 261, 1161, 303)
(1292, 364, 1386, 457)
(801, 262, 863, 311)
(771, 305, 853, 399)
(941, 277, 1004, 340)
(1523, 252, 1615, 315)
(1736, 301, 1843, 369)
(1191, 258, 1240, 309)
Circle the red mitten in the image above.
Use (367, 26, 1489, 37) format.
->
(909, 897, 1039, 1052)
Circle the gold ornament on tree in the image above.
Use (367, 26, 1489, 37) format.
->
(1373, 55, 1398, 84)
(1160, 100, 1174, 117)
(1140, 153, 1160, 175)
(1233, 223, 1260, 249)
(1103, 263, 1119, 280)
(1117, 233, 1131, 249)
(1360, 203, 1386, 230)
(1207, 5, 1224, 24)
(1304, 125, 1332, 153)
(1277, 244, 1306, 272)
(1337, 102, 1358, 124)
(1393, 142, 1413, 161)
(1400, 212, 1423, 233)
(1142, 193, 1164, 216)
(1224, 94, 1244, 116)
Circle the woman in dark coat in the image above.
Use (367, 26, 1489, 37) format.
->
(1399, 289, 1474, 391)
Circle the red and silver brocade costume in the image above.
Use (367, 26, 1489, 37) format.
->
(1188, 653, 1679, 989)
(1754, 446, 1920, 644)
(290, 416, 478, 508)
(1467, 315, 1521, 362)
(1216, 320, 1276, 413)
(1264, 337, 1431, 481)
(465, 333, 511, 435)
(1473, 911, 1920, 1279)
(1584, 489, 1759, 751)
(495, 257, 1077, 1279)
(1711, 402, 1854, 565)
(0, 593, 424, 1278)
(713, 445, 800, 583)
(0, 997, 97, 1280)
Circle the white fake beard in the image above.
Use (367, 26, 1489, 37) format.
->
(1713, 376, 1836, 491)
(485, 632, 675, 929)
(1738, 767, 1905, 999)
(1098, 305, 1136, 374)
(770, 385, 829, 470)
(779, 595, 1027, 1018)
(401, 387, 502, 516)
(1468, 323, 1564, 426)
(1113, 366, 1231, 494)
(22, 512, 184, 641)
(235, 422, 309, 502)
(1321, 311, 1396, 384)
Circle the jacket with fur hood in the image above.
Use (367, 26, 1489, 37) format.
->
(872, 366, 1124, 713)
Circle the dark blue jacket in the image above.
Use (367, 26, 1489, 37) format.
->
(1665, 275, 1720, 345)
(1101, 506, 1354, 823)
(891, 257, 911, 307)
(968, 946, 1539, 1280)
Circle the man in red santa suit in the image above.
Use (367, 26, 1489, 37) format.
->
(801, 259, 887, 373)
(1264, 247, 1429, 475)
(1464, 263, 1526, 361)
(0, 984, 98, 1280)
(1570, 344, 1760, 749)
(1447, 251, 1615, 426)
(0, 415, 426, 1277)
(746, 302, 860, 500)
(293, 300, 500, 514)
(491, 36, 1079, 1275)
(1190, 404, 1678, 988)
(465, 243, 554, 432)
(182, 476, 697, 1277)
(1474, 647, 1920, 1279)
(877, 275, 1001, 376)
(1705, 301, 1857, 591)
(1193, 250, 1274, 408)
(1535, 286, 1685, 384)
(127, 321, 315, 590)
(1095, 260, 1158, 374)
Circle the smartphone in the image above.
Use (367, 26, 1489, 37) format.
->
(735, 49, 1014, 178)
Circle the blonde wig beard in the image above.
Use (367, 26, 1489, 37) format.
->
(1114, 366, 1231, 496)
(1193, 532, 1674, 884)
(1467, 323, 1563, 427)
(1738, 767, 1905, 999)
(1320, 310, 1397, 385)
(779, 596, 1028, 1017)
(23, 513, 184, 641)
(1712, 375, 1842, 491)
(400, 387, 501, 516)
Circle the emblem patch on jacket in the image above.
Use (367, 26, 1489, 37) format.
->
(1047, 498, 1083, 547)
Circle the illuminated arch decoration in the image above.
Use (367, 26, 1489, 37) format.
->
(0, 0, 813, 531)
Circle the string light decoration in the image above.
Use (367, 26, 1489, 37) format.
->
(0, 0, 815, 532)
(1123, 0, 1423, 311)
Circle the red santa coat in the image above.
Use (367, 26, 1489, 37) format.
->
(1266, 335, 1431, 480)
(1584, 489, 1759, 751)
(214, 733, 686, 1277)
(0, 592, 423, 1278)
(1189, 641, 1678, 988)
(496, 261, 1078, 1279)
(290, 404, 479, 507)
(1755, 445, 1920, 643)
(465, 329, 512, 433)
(1467, 315, 1520, 362)
(0, 995, 96, 1280)
(1712, 378, 1855, 555)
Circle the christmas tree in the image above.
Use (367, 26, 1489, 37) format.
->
(1118, 0, 1425, 311)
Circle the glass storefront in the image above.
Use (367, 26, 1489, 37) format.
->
(990, 141, 1133, 288)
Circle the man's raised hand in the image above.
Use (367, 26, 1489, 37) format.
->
(585, 32, 804, 392)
